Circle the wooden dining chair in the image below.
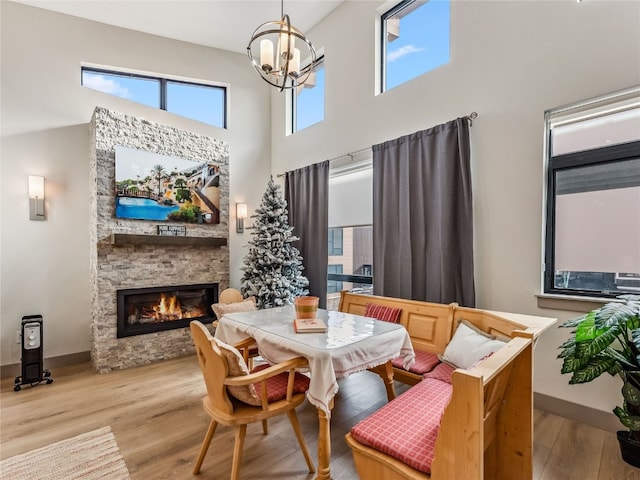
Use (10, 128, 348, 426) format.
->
(213, 288, 260, 368)
(190, 320, 315, 479)
(218, 287, 243, 304)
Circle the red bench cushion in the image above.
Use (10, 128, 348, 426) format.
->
(350, 377, 453, 474)
(392, 350, 440, 374)
(365, 303, 402, 323)
(251, 364, 310, 403)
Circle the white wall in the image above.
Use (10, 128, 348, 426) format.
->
(270, 0, 640, 413)
(0, 1, 271, 365)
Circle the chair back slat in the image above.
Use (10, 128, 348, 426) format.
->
(190, 320, 234, 414)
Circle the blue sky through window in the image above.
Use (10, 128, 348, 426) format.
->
(81, 69, 225, 128)
(385, 0, 450, 91)
(295, 63, 325, 132)
(82, 71, 160, 108)
(167, 82, 225, 128)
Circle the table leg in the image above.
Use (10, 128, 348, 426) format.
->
(316, 398, 334, 480)
(369, 361, 396, 401)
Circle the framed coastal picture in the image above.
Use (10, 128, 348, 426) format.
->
(114, 146, 220, 224)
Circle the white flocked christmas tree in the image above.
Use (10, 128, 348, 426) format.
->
(240, 178, 309, 308)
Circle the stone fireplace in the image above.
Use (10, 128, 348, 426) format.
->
(89, 107, 229, 373)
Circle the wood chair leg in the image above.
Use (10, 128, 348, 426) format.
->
(262, 419, 268, 435)
(193, 419, 217, 474)
(287, 409, 316, 473)
(231, 424, 247, 480)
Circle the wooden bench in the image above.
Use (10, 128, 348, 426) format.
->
(339, 291, 556, 480)
(338, 291, 554, 384)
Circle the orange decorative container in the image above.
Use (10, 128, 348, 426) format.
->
(294, 296, 319, 319)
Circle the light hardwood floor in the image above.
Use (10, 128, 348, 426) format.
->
(1, 355, 639, 480)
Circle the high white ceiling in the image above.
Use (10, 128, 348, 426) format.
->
(14, 1, 344, 54)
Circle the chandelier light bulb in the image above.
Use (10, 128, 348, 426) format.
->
(260, 39, 274, 72)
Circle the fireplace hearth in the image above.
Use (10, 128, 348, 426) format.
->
(117, 284, 218, 338)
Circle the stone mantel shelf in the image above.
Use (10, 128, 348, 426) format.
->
(110, 233, 227, 247)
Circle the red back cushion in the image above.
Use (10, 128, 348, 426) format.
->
(365, 303, 402, 324)
(392, 350, 440, 375)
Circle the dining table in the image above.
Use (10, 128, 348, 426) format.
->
(215, 305, 415, 480)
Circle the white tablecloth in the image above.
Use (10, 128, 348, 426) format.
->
(215, 306, 415, 416)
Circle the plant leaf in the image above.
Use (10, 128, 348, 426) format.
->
(574, 326, 620, 359)
(575, 315, 608, 343)
(623, 381, 640, 406)
(614, 406, 640, 431)
(605, 347, 638, 370)
(568, 355, 617, 384)
(561, 351, 592, 374)
(559, 338, 575, 349)
(595, 302, 640, 330)
(560, 313, 590, 329)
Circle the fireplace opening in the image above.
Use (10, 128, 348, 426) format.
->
(117, 283, 218, 338)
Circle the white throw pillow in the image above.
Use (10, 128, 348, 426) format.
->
(440, 320, 506, 369)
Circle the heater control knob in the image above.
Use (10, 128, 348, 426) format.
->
(23, 323, 41, 350)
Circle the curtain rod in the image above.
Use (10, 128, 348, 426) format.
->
(276, 111, 478, 178)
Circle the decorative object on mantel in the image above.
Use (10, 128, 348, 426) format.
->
(157, 225, 186, 236)
(110, 233, 226, 247)
(240, 178, 309, 308)
(247, 0, 317, 92)
(558, 294, 640, 467)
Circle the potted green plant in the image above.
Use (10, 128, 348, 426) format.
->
(559, 294, 640, 467)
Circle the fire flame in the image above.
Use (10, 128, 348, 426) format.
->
(153, 293, 183, 321)
(138, 292, 208, 323)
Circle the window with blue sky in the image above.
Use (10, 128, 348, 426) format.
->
(382, 0, 450, 92)
(81, 67, 227, 128)
(292, 57, 325, 133)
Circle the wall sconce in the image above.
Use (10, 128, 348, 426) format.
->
(236, 203, 248, 233)
(28, 175, 45, 221)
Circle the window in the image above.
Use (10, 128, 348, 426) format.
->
(81, 67, 227, 128)
(327, 264, 344, 294)
(292, 56, 325, 133)
(544, 88, 640, 298)
(326, 226, 374, 309)
(380, 0, 450, 93)
(328, 227, 343, 256)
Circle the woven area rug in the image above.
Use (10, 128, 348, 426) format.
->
(0, 426, 130, 479)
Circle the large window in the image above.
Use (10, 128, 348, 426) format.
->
(81, 67, 227, 128)
(291, 56, 325, 133)
(380, 0, 450, 93)
(544, 88, 640, 298)
(326, 226, 374, 309)
(328, 227, 343, 256)
(327, 264, 344, 294)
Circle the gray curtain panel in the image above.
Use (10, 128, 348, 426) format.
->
(372, 117, 475, 307)
(285, 161, 330, 308)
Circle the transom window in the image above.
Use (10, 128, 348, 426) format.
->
(544, 88, 640, 298)
(291, 56, 325, 133)
(380, 0, 450, 93)
(81, 67, 227, 128)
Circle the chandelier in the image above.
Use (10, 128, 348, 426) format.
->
(247, 0, 317, 92)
